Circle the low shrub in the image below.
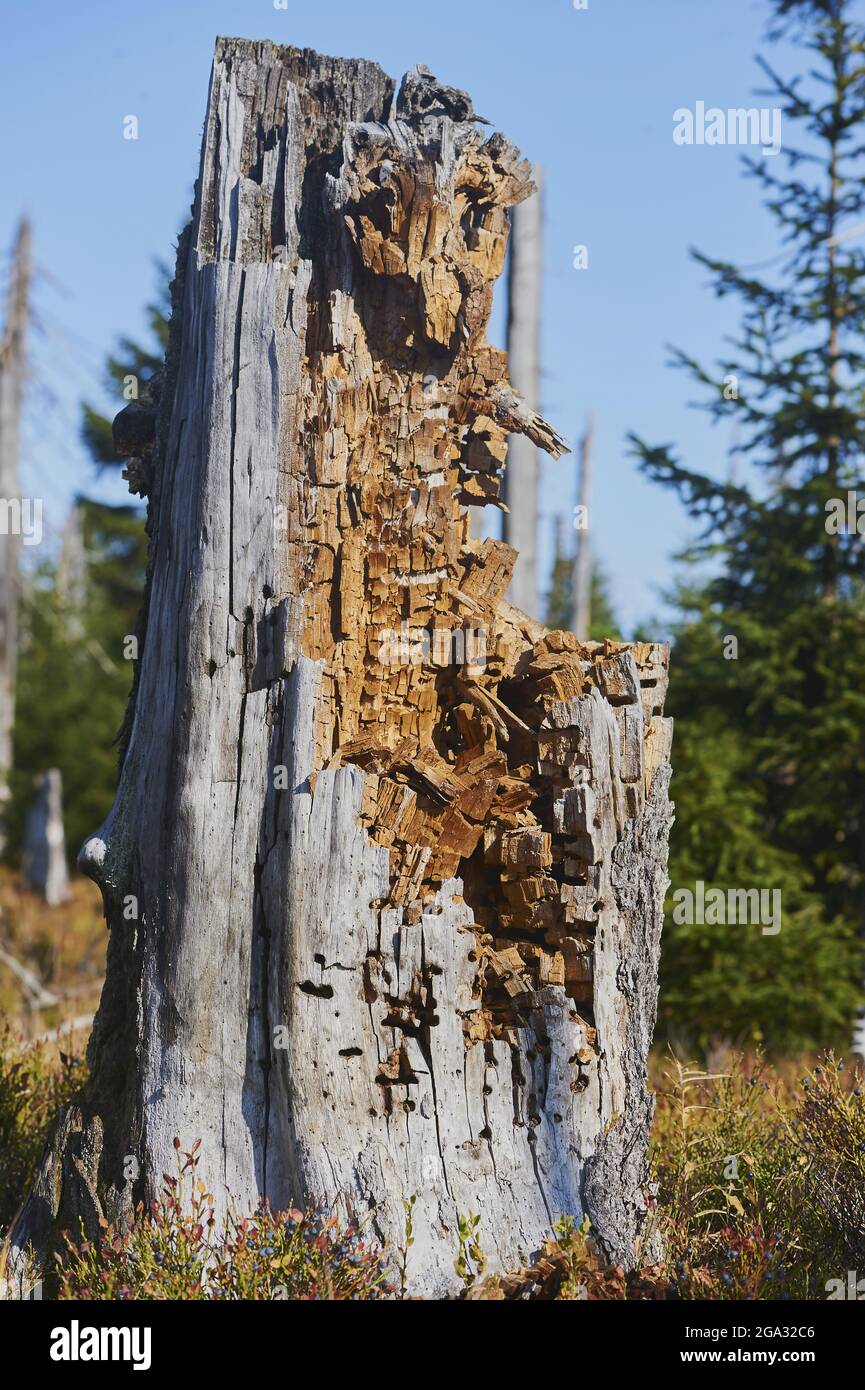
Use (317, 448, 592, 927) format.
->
(57, 1139, 393, 1301)
(650, 1050, 865, 1298)
(0, 1026, 85, 1229)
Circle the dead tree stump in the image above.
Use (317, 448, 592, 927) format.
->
(9, 39, 672, 1297)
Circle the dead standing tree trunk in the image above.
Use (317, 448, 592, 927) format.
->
(0, 219, 30, 839)
(10, 39, 672, 1297)
(571, 414, 595, 643)
(503, 169, 542, 617)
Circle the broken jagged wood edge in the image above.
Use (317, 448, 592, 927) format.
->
(6, 38, 672, 1298)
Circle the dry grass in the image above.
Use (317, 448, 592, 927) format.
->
(0, 868, 104, 1051)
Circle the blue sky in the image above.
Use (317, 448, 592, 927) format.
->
(0, 0, 807, 634)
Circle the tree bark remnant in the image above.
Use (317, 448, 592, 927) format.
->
(8, 39, 672, 1297)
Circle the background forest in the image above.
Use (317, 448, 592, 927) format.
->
(6, 0, 863, 1060)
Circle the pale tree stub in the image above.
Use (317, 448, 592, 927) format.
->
(22, 769, 70, 907)
(9, 40, 672, 1297)
(503, 169, 542, 617)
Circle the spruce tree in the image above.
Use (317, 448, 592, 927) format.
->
(80, 268, 169, 467)
(631, 0, 865, 1052)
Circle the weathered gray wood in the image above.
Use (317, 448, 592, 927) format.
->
(503, 169, 542, 618)
(22, 769, 69, 907)
(7, 41, 672, 1299)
